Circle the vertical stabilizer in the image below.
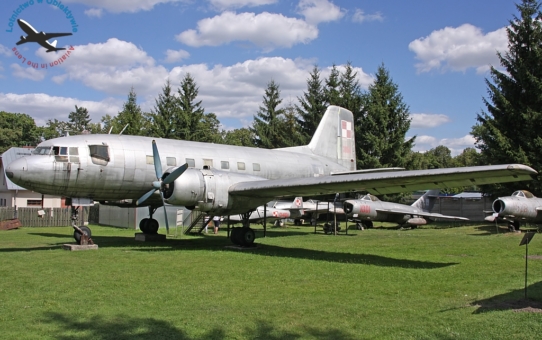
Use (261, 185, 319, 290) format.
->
(308, 106, 356, 171)
(411, 190, 440, 212)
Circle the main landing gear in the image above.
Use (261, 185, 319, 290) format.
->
(229, 212, 256, 247)
(139, 206, 160, 234)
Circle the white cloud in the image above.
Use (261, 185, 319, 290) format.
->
(0, 93, 121, 126)
(176, 11, 318, 51)
(10, 64, 46, 81)
(61, 0, 185, 13)
(410, 113, 450, 128)
(411, 134, 475, 156)
(0, 44, 12, 57)
(297, 0, 345, 25)
(84, 8, 104, 18)
(409, 24, 507, 74)
(164, 49, 190, 63)
(352, 9, 383, 23)
(208, 0, 277, 11)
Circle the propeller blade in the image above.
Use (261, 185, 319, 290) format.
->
(163, 163, 188, 185)
(152, 140, 162, 180)
(159, 191, 169, 234)
(137, 188, 156, 206)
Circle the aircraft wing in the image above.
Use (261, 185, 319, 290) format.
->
(229, 164, 536, 199)
(374, 208, 469, 221)
(43, 33, 72, 40)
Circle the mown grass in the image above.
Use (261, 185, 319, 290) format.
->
(1, 222, 542, 339)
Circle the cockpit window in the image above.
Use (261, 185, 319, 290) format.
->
(89, 144, 110, 165)
(512, 190, 533, 198)
(53, 146, 68, 162)
(361, 194, 379, 202)
(33, 146, 52, 155)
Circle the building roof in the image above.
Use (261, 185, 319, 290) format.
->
(1, 147, 34, 191)
(452, 192, 483, 199)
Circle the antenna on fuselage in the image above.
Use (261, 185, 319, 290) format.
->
(108, 126, 113, 134)
(119, 124, 128, 135)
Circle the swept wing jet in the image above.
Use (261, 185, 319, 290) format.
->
(484, 190, 542, 231)
(344, 190, 468, 229)
(16, 19, 72, 52)
(226, 197, 300, 226)
(5, 106, 537, 246)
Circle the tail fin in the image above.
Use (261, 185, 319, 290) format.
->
(411, 190, 440, 212)
(308, 106, 356, 170)
(291, 197, 303, 209)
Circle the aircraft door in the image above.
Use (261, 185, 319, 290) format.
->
(198, 169, 215, 211)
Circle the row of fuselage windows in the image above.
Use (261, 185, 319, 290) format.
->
(145, 155, 261, 171)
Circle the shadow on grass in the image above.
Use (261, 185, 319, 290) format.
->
(42, 312, 356, 340)
(3, 231, 457, 269)
(471, 281, 542, 314)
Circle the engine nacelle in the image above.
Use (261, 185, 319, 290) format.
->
(163, 167, 268, 215)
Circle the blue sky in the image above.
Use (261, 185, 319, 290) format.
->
(0, 0, 519, 155)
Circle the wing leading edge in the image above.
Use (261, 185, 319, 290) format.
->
(229, 164, 537, 199)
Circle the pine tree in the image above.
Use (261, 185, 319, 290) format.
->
(295, 66, 327, 144)
(149, 79, 177, 139)
(357, 64, 415, 169)
(112, 87, 147, 135)
(176, 73, 205, 141)
(68, 105, 91, 134)
(251, 80, 286, 148)
(323, 64, 340, 106)
(338, 61, 363, 114)
(471, 0, 542, 196)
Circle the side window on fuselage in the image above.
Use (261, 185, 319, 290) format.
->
(89, 145, 110, 166)
(52, 146, 68, 162)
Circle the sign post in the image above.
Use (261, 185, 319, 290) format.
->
(519, 232, 536, 299)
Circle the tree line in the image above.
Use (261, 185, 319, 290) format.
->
(1, 0, 540, 197)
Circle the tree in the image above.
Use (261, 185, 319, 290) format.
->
(222, 128, 256, 147)
(68, 105, 91, 134)
(282, 102, 304, 147)
(148, 79, 177, 139)
(111, 87, 147, 135)
(0, 111, 41, 153)
(337, 61, 363, 114)
(295, 66, 327, 144)
(357, 64, 415, 169)
(176, 73, 205, 141)
(323, 64, 341, 106)
(197, 113, 223, 143)
(454, 147, 481, 167)
(251, 79, 287, 148)
(471, 0, 542, 196)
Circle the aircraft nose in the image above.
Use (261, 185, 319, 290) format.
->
(6, 157, 28, 182)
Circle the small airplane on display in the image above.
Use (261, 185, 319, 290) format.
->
(6, 106, 538, 246)
(16, 19, 72, 52)
(343, 190, 468, 229)
(484, 190, 542, 231)
(226, 197, 301, 226)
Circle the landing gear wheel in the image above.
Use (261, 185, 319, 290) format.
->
(139, 218, 150, 234)
(240, 227, 255, 246)
(294, 219, 301, 226)
(231, 227, 242, 245)
(364, 221, 373, 229)
(148, 219, 159, 234)
(74, 226, 92, 245)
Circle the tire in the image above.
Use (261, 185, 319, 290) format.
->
(148, 219, 159, 234)
(240, 228, 255, 246)
(73, 226, 91, 245)
(139, 218, 149, 234)
(231, 227, 241, 245)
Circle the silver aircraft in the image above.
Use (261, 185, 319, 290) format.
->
(5, 106, 537, 246)
(343, 190, 468, 229)
(485, 190, 542, 231)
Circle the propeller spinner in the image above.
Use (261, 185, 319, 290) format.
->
(136, 140, 188, 233)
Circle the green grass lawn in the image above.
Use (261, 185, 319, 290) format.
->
(1, 223, 542, 339)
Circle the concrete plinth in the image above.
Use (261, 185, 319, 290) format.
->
(62, 244, 99, 251)
(135, 233, 167, 242)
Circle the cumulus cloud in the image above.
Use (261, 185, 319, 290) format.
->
(409, 24, 507, 74)
(0, 93, 121, 126)
(297, 0, 345, 25)
(209, 0, 277, 11)
(176, 11, 318, 51)
(410, 113, 451, 128)
(410, 134, 475, 156)
(0, 44, 12, 57)
(84, 8, 103, 18)
(164, 49, 190, 63)
(61, 0, 184, 13)
(352, 9, 383, 23)
(10, 64, 47, 81)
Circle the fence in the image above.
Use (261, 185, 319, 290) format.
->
(0, 206, 100, 227)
